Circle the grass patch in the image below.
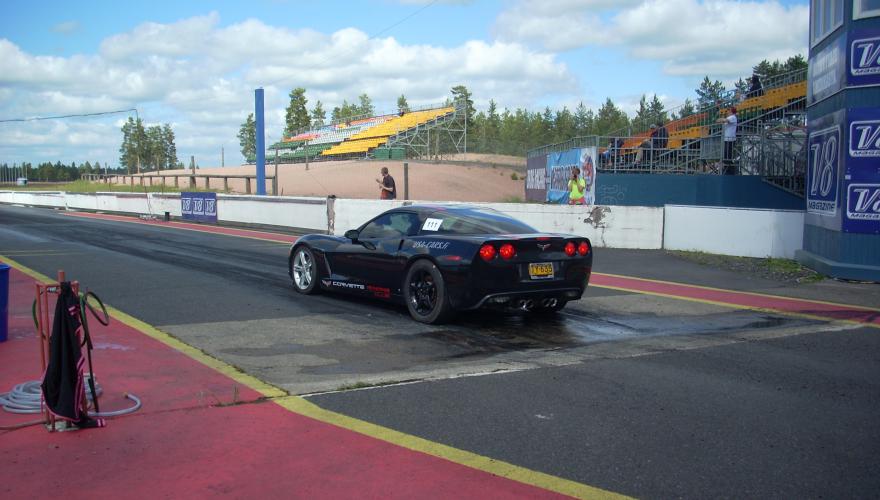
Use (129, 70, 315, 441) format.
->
(499, 195, 526, 203)
(669, 250, 825, 283)
(4, 180, 219, 194)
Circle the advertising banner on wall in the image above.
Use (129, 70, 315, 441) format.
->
(546, 147, 597, 204)
(181, 192, 218, 223)
(848, 28, 880, 89)
(808, 33, 847, 105)
(806, 110, 844, 228)
(844, 107, 880, 234)
(525, 155, 547, 202)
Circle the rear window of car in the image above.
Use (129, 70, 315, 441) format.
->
(421, 208, 536, 235)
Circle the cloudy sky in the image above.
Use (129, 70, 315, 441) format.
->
(0, 0, 808, 167)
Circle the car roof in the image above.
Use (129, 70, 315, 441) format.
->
(389, 204, 496, 218)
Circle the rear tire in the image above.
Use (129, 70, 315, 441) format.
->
(291, 246, 319, 295)
(403, 260, 454, 324)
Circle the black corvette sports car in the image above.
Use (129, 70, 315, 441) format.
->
(288, 204, 593, 324)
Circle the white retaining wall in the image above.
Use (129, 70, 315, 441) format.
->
(0, 190, 805, 258)
(663, 205, 805, 259)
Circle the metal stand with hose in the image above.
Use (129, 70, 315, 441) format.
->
(0, 270, 141, 431)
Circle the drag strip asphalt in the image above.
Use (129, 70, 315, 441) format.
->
(2, 204, 878, 498)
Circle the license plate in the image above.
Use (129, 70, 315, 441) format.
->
(528, 262, 554, 279)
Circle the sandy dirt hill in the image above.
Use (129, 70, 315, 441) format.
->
(141, 154, 528, 202)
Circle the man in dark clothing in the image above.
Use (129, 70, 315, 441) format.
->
(748, 74, 764, 98)
(376, 167, 397, 199)
(652, 122, 669, 150)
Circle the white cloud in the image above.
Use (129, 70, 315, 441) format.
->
(495, 0, 808, 77)
(0, 14, 575, 165)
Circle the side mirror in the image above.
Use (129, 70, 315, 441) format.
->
(344, 229, 359, 241)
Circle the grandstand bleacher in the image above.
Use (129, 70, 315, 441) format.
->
(260, 105, 456, 163)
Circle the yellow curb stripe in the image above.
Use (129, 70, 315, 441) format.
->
(593, 283, 880, 330)
(595, 272, 880, 312)
(0, 254, 629, 500)
(276, 396, 630, 500)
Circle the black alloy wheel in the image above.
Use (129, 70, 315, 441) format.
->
(403, 260, 453, 324)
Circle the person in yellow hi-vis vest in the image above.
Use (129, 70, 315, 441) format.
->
(567, 167, 586, 205)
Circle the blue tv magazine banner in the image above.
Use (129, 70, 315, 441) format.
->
(181, 192, 218, 223)
(844, 107, 880, 234)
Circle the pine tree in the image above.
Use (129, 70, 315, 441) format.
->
(450, 85, 474, 129)
(648, 95, 667, 125)
(594, 98, 629, 136)
(238, 113, 256, 160)
(695, 76, 726, 109)
(397, 94, 410, 114)
(162, 124, 178, 171)
(310, 101, 326, 128)
(357, 93, 374, 117)
(284, 88, 310, 137)
(573, 101, 593, 137)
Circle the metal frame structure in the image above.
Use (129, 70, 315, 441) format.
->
(385, 100, 467, 160)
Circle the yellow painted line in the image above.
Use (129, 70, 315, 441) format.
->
(0, 254, 629, 500)
(595, 272, 880, 313)
(592, 283, 880, 330)
(277, 396, 628, 500)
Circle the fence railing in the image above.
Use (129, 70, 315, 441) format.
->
(82, 173, 278, 195)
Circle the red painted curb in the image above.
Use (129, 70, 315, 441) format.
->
(592, 274, 880, 326)
(0, 265, 567, 499)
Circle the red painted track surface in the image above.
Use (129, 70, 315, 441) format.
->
(0, 266, 565, 498)
(591, 274, 880, 327)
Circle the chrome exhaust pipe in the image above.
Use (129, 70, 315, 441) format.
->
(546, 298, 557, 308)
(522, 299, 535, 311)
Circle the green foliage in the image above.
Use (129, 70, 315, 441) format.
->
(238, 113, 256, 159)
(310, 100, 326, 128)
(451, 85, 474, 128)
(284, 87, 310, 137)
(1, 161, 126, 183)
(753, 54, 807, 79)
(696, 76, 726, 109)
(331, 99, 361, 123)
(397, 94, 410, 114)
(118, 118, 178, 174)
(358, 93, 374, 117)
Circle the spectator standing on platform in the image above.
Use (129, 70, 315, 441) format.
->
(748, 73, 764, 98)
(376, 167, 397, 199)
(634, 124, 657, 166)
(653, 121, 668, 150)
(718, 107, 738, 175)
(568, 167, 586, 205)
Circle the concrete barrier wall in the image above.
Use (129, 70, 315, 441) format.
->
(331, 200, 663, 249)
(217, 196, 327, 231)
(1, 191, 804, 257)
(664, 205, 805, 258)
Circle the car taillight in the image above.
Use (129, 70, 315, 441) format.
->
(479, 244, 496, 261)
(578, 241, 590, 256)
(499, 243, 515, 260)
(564, 241, 576, 257)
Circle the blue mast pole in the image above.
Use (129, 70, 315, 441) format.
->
(255, 88, 266, 195)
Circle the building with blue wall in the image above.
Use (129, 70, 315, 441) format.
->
(797, 0, 880, 281)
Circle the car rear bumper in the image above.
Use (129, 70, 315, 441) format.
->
(447, 268, 591, 310)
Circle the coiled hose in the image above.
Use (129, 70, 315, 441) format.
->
(0, 377, 142, 417)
